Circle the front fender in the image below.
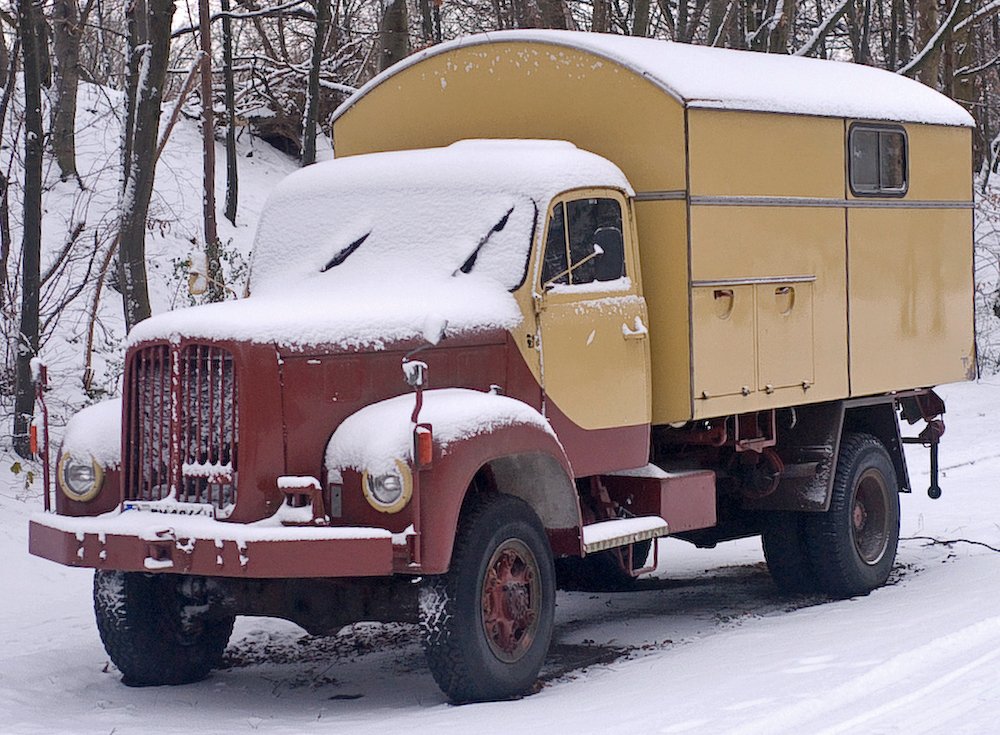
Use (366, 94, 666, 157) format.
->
(324, 389, 581, 573)
(56, 398, 122, 516)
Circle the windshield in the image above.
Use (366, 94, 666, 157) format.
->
(249, 157, 538, 297)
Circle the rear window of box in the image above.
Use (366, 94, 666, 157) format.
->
(850, 125, 907, 196)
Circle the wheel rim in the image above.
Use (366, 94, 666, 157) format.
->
(852, 468, 890, 565)
(481, 538, 542, 663)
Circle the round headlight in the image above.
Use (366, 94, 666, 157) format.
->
(361, 460, 412, 513)
(57, 453, 104, 502)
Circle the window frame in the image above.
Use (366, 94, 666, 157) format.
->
(848, 123, 909, 198)
(537, 188, 634, 294)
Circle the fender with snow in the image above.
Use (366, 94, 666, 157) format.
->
(324, 388, 582, 573)
(55, 398, 122, 515)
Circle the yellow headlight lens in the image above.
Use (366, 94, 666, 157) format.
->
(361, 460, 412, 513)
(57, 453, 104, 502)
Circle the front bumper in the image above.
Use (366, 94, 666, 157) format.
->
(29, 511, 394, 578)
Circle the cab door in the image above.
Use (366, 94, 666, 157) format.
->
(535, 190, 651, 473)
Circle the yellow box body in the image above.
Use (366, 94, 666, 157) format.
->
(332, 38, 975, 426)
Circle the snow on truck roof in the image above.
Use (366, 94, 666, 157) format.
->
(128, 141, 628, 350)
(333, 30, 974, 128)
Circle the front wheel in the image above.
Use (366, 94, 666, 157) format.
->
(804, 432, 900, 598)
(94, 570, 235, 686)
(420, 493, 555, 703)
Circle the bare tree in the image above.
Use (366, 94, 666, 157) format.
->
(198, 0, 225, 301)
(13, 0, 45, 457)
(117, 0, 175, 331)
(302, 0, 331, 165)
(222, 0, 238, 223)
(378, 0, 409, 71)
(50, 0, 96, 183)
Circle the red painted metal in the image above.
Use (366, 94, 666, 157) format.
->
(125, 343, 238, 511)
(34, 364, 51, 512)
(28, 519, 392, 578)
(482, 540, 541, 662)
(734, 410, 777, 453)
(603, 471, 717, 534)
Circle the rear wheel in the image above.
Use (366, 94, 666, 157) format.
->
(762, 512, 818, 593)
(804, 433, 900, 598)
(94, 571, 234, 686)
(420, 493, 555, 703)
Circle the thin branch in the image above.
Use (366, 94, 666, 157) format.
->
(171, 0, 312, 39)
(902, 535, 1000, 553)
(793, 0, 853, 57)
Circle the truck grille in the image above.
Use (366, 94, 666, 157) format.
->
(125, 344, 239, 513)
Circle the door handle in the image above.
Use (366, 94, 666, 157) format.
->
(622, 316, 649, 340)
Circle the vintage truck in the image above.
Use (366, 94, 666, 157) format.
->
(29, 30, 974, 703)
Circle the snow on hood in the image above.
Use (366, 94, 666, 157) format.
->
(129, 140, 631, 350)
(334, 30, 974, 128)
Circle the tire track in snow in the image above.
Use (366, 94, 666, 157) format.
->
(723, 615, 1000, 735)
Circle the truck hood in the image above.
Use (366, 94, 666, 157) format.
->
(127, 274, 523, 350)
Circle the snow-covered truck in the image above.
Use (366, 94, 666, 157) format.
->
(29, 30, 973, 702)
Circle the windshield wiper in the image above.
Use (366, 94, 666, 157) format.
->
(321, 232, 370, 272)
(453, 206, 515, 276)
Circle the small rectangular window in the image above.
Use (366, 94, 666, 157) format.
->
(850, 125, 907, 196)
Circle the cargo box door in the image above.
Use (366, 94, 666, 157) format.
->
(691, 284, 756, 399)
(756, 281, 815, 391)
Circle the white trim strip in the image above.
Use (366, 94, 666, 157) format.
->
(693, 275, 817, 287)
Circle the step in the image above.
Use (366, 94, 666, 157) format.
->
(581, 516, 669, 553)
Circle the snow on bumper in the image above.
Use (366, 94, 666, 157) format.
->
(28, 511, 394, 578)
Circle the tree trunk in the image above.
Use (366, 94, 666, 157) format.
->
(221, 0, 238, 224)
(538, 0, 567, 28)
(419, 0, 434, 41)
(632, 0, 651, 36)
(13, 0, 45, 458)
(592, 0, 610, 32)
(0, 37, 18, 313)
(0, 19, 9, 87)
(302, 0, 330, 165)
(951, 0, 980, 164)
(118, 0, 174, 331)
(50, 0, 83, 182)
(914, 0, 941, 87)
(377, 0, 408, 72)
(767, 0, 797, 52)
(198, 0, 224, 302)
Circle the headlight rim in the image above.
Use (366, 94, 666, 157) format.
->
(361, 459, 413, 514)
(57, 452, 104, 503)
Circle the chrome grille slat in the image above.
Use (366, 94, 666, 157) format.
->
(125, 344, 238, 513)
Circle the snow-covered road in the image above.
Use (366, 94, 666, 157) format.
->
(3, 379, 999, 734)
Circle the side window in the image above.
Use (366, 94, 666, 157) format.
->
(542, 196, 626, 288)
(850, 125, 907, 196)
(541, 203, 568, 287)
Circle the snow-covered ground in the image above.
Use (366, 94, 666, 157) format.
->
(3, 377, 999, 734)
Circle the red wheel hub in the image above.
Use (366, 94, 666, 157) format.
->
(482, 540, 541, 663)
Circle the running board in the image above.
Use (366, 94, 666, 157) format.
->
(582, 516, 669, 554)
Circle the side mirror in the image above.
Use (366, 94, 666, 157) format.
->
(187, 253, 208, 296)
(403, 360, 427, 388)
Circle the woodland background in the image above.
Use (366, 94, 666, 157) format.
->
(3, 0, 1000, 460)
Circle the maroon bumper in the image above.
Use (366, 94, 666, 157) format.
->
(29, 514, 394, 578)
